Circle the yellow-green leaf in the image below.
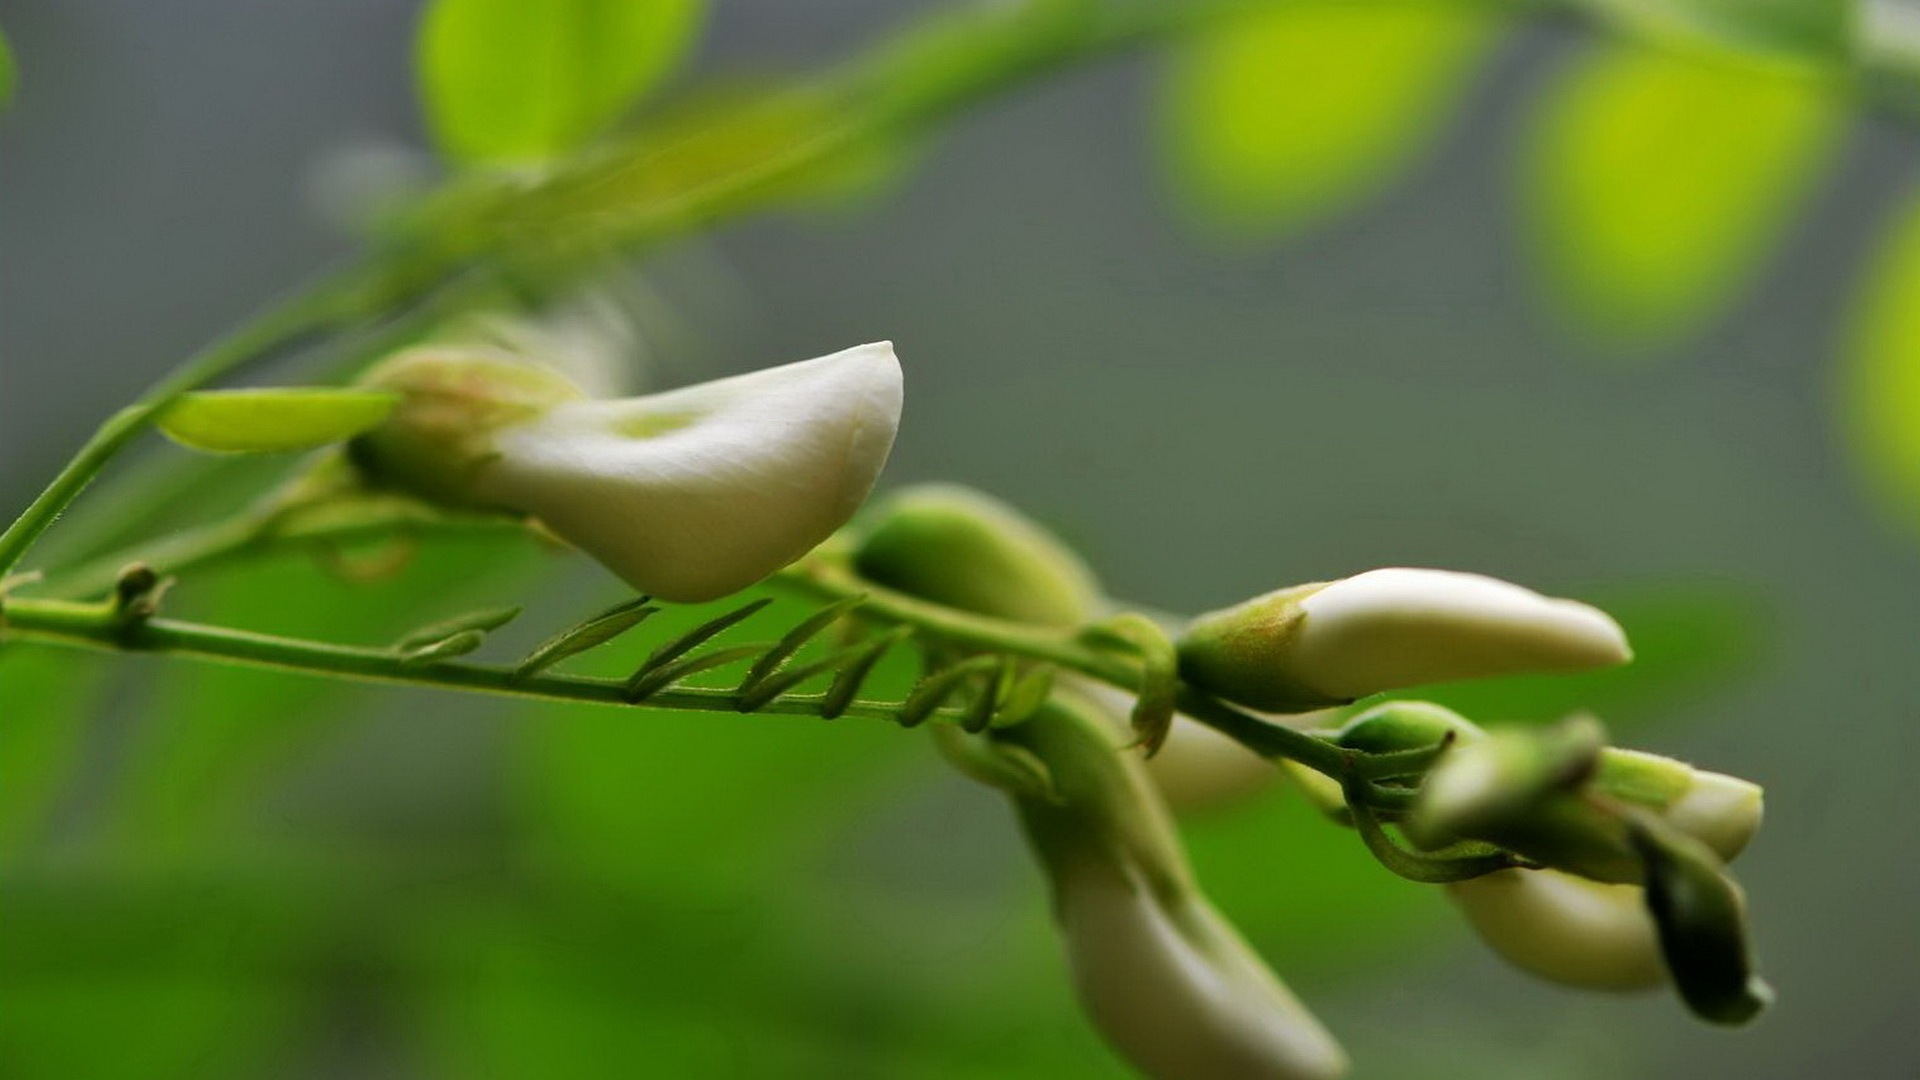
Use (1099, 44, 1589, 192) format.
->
(1161, 1, 1502, 240)
(155, 388, 399, 454)
(1844, 187, 1920, 535)
(1525, 42, 1843, 345)
(417, 0, 706, 165)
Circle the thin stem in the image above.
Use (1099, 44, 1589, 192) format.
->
(0, 596, 940, 727)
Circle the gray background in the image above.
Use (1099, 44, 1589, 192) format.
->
(4, 1, 1918, 1077)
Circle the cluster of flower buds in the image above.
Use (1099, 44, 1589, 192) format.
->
(1408, 711, 1770, 1022)
(344, 326, 1771, 1075)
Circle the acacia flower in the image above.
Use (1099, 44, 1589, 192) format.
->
(353, 341, 903, 602)
(1177, 568, 1633, 711)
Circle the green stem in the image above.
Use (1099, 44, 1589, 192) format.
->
(0, 596, 937, 727)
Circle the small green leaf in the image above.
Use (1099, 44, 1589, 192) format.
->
(394, 604, 523, 651)
(155, 388, 399, 454)
(1844, 187, 1920, 535)
(513, 596, 659, 682)
(417, 0, 706, 164)
(1525, 42, 1842, 345)
(1162, 2, 1502, 239)
(1, 24, 17, 110)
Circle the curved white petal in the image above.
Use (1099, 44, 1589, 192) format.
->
(480, 342, 902, 602)
(1058, 859, 1349, 1080)
(1287, 568, 1632, 699)
(1448, 868, 1668, 992)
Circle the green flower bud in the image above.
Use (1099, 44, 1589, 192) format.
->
(1177, 569, 1632, 712)
(1333, 700, 1484, 755)
(852, 484, 1099, 627)
(352, 342, 903, 603)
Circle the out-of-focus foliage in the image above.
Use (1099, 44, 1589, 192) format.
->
(1586, 0, 1852, 62)
(1160, 1, 1502, 240)
(417, 0, 707, 164)
(0, 22, 16, 110)
(1524, 41, 1842, 344)
(0, 650, 107, 852)
(155, 389, 399, 455)
(1844, 186, 1920, 536)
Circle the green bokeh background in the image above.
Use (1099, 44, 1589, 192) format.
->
(3, 2, 1918, 1078)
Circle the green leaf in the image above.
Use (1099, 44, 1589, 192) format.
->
(417, 0, 706, 164)
(155, 388, 399, 454)
(1844, 186, 1920, 535)
(1525, 41, 1842, 345)
(1161, 1, 1502, 240)
(1, 23, 17, 110)
(1586, 0, 1851, 64)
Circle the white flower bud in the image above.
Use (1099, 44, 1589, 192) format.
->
(1051, 854, 1349, 1080)
(1178, 569, 1631, 710)
(1447, 869, 1668, 991)
(356, 342, 903, 603)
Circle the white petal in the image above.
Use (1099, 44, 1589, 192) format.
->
(1287, 568, 1631, 699)
(1448, 868, 1667, 991)
(480, 342, 902, 602)
(1059, 859, 1349, 1080)
(1664, 769, 1764, 862)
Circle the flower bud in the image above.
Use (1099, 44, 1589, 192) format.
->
(353, 342, 903, 602)
(1447, 869, 1668, 991)
(1177, 569, 1631, 711)
(1333, 700, 1483, 755)
(852, 483, 1099, 627)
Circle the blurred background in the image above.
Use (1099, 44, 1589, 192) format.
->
(3, 1, 1919, 1077)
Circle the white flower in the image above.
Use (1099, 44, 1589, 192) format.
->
(1447, 869, 1668, 991)
(357, 342, 903, 602)
(1178, 568, 1632, 710)
(1651, 764, 1764, 862)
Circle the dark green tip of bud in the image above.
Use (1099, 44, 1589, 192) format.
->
(1629, 817, 1771, 1026)
(852, 484, 1099, 627)
(1335, 701, 1482, 754)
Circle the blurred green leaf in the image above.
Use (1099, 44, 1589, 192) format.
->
(1587, 0, 1851, 63)
(0, 649, 112, 855)
(1, 23, 17, 110)
(417, 0, 706, 164)
(0, 873, 321, 1080)
(155, 388, 398, 454)
(1380, 579, 1767, 728)
(1844, 186, 1920, 536)
(1161, 1, 1502, 240)
(1525, 41, 1842, 345)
